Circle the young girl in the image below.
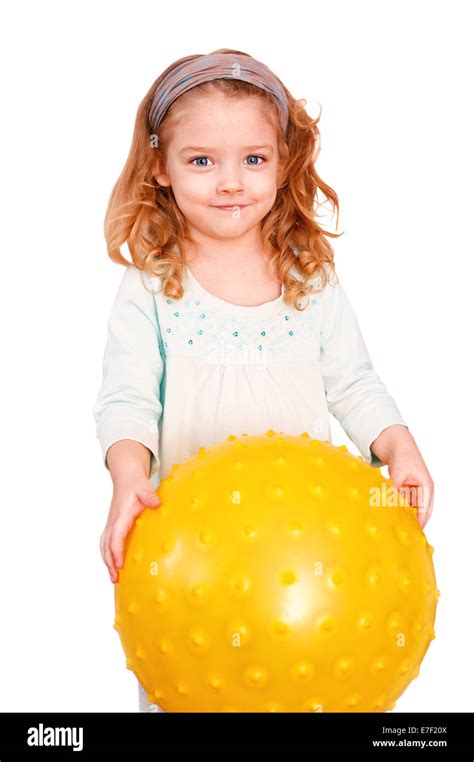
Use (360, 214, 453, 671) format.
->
(92, 48, 434, 713)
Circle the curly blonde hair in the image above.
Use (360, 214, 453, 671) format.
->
(104, 48, 343, 310)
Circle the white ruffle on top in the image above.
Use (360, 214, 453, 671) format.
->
(92, 261, 408, 488)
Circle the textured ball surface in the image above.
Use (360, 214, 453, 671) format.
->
(114, 431, 438, 712)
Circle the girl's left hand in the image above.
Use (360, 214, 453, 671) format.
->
(370, 425, 435, 530)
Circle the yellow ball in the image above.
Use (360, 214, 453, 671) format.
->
(114, 431, 438, 712)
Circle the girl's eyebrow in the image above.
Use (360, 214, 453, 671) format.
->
(179, 144, 274, 154)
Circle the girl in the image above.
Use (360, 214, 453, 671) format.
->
(92, 48, 434, 713)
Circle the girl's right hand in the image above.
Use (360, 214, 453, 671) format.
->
(100, 473, 161, 583)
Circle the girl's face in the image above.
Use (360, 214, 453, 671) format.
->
(154, 93, 281, 247)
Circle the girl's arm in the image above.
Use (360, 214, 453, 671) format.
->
(319, 270, 408, 467)
(106, 439, 153, 480)
(93, 265, 164, 582)
(92, 265, 164, 480)
(319, 270, 434, 527)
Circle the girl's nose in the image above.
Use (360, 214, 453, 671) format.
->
(216, 165, 244, 194)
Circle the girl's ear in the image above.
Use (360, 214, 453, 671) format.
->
(154, 171, 171, 187)
(153, 158, 171, 187)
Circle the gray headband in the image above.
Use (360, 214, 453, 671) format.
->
(149, 52, 289, 135)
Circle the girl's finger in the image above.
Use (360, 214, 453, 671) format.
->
(418, 482, 433, 520)
(110, 515, 133, 571)
(418, 482, 435, 529)
(100, 528, 111, 565)
(423, 491, 434, 525)
(104, 529, 118, 581)
(136, 483, 161, 509)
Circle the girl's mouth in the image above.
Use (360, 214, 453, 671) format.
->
(212, 204, 248, 211)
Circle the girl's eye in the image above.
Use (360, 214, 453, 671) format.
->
(190, 155, 266, 167)
(245, 155, 265, 166)
(191, 156, 211, 167)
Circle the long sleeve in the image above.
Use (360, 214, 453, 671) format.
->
(319, 269, 408, 467)
(92, 265, 164, 475)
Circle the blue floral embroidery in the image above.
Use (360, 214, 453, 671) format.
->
(157, 282, 321, 364)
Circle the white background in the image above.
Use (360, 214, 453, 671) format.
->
(0, 0, 472, 712)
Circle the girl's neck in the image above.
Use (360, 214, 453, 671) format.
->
(184, 243, 272, 272)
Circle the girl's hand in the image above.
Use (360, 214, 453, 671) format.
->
(388, 447, 435, 530)
(100, 472, 161, 583)
(370, 425, 435, 530)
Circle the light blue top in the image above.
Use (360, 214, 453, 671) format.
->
(92, 263, 408, 484)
